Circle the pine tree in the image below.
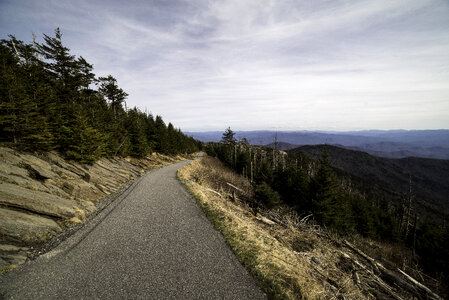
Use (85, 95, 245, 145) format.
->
(1, 29, 199, 160)
(125, 108, 150, 158)
(0, 40, 53, 150)
(221, 126, 236, 144)
(98, 75, 128, 118)
(311, 149, 354, 233)
(154, 115, 169, 153)
(64, 107, 107, 164)
(38, 28, 79, 97)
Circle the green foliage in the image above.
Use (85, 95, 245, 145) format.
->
(415, 222, 449, 278)
(64, 108, 107, 164)
(0, 38, 54, 151)
(310, 150, 355, 234)
(349, 195, 376, 237)
(255, 182, 281, 208)
(221, 126, 236, 144)
(0, 29, 199, 161)
(273, 162, 309, 210)
(98, 75, 128, 118)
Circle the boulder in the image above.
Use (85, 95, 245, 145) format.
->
(87, 170, 120, 187)
(0, 161, 28, 178)
(46, 151, 89, 178)
(42, 180, 71, 199)
(61, 181, 105, 201)
(18, 153, 52, 170)
(72, 181, 105, 201)
(24, 163, 57, 180)
(95, 160, 130, 181)
(62, 182, 75, 194)
(50, 163, 81, 181)
(0, 208, 62, 245)
(0, 244, 29, 252)
(78, 200, 97, 215)
(0, 174, 71, 199)
(0, 147, 22, 165)
(0, 173, 47, 191)
(0, 182, 78, 218)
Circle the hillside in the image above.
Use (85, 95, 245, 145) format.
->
(179, 156, 445, 299)
(291, 145, 449, 220)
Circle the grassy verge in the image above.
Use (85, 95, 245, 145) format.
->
(179, 178, 287, 298)
(177, 156, 370, 299)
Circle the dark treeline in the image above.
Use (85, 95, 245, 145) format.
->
(0, 29, 200, 163)
(206, 127, 449, 282)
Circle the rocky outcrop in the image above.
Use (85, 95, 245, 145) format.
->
(0, 147, 188, 274)
(0, 208, 62, 245)
(0, 182, 78, 218)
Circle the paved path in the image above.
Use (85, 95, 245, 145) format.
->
(1, 160, 266, 299)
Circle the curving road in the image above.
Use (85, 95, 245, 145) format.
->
(0, 160, 266, 299)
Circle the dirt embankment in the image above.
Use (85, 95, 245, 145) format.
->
(0, 147, 191, 273)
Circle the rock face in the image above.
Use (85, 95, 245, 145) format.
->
(0, 208, 62, 245)
(0, 182, 78, 218)
(0, 147, 186, 274)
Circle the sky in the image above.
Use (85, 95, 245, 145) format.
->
(1, 0, 449, 132)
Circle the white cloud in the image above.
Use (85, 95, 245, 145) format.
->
(1, 0, 448, 131)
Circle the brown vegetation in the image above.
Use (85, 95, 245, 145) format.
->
(178, 155, 443, 299)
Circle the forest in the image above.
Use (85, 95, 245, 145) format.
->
(206, 127, 449, 285)
(0, 29, 200, 163)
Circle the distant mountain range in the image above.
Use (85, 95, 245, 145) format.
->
(186, 130, 449, 159)
(291, 144, 449, 219)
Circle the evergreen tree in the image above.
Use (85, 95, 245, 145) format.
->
(98, 75, 128, 118)
(125, 108, 150, 158)
(62, 106, 107, 163)
(0, 40, 53, 150)
(154, 115, 169, 153)
(350, 194, 376, 237)
(38, 28, 79, 97)
(311, 150, 354, 233)
(221, 126, 236, 144)
(255, 181, 281, 208)
(1, 29, 199, 160)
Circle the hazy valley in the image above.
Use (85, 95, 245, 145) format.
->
(187, 130, 449, 160)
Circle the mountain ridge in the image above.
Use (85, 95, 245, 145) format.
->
(290, 144, 449, 220)
(186, 130, 449, 159)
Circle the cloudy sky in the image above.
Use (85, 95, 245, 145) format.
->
(1, 0, 448, 131)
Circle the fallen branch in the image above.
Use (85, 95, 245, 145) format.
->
(226, 182, 244, 193)
(344, 240, 442, 299)
(372, 276, 404, 300)
(397, 268, 443, 300)
(300, 214, 313, 224)
(344, 240, 380, 274)
(344, 252, 403, 300)
(205, 188, 222, 197)
(255, 214, 276, 225)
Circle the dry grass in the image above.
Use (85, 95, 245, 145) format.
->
(178, 156, 368, 299)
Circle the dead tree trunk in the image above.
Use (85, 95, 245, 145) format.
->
(404, 175, 413, 241)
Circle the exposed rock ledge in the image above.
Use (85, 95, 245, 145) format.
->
(0, 147, 189, 273)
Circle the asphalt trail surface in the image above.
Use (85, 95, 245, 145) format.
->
(1, 160, 266, 299)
